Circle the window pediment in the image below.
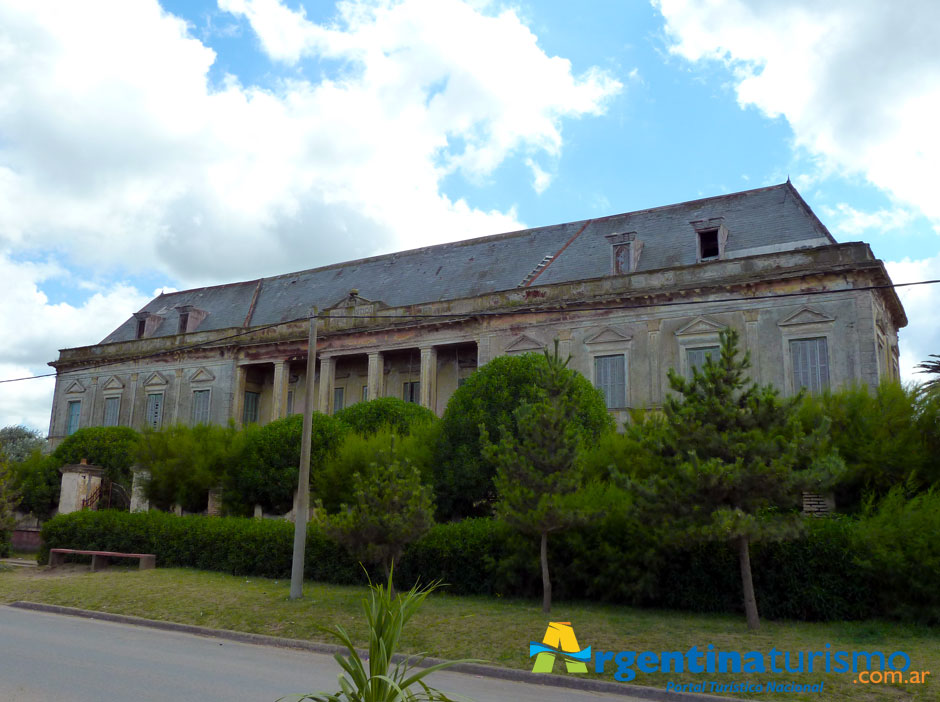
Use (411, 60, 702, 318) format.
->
(778, 307, 835, 327)
(189, 367, 215, 383)
(143, 371, 169, 388)
(101, 375, 124, 391)
(504, 334, 544, 354)
(64, 380, 85, 394)
(585, 327, 632, 345)
(675, 316, 726, 337)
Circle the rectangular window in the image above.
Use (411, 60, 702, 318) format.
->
(136, 318, 146, 339)
(687, 346, 720, 378)
(403, 381, 420, 404)
(790, 337, 830, 393)
(333, 387, 345, 413)
(361, 386, 368, 403)
(286, 390, 294, 416)
(191, 390, 210, 425)
(613, 243, 631, 274)
(66, 400, 82, 435)
(243, 391, 260, 424)
(178, 313, 189, 334)
(594, 354, 626, 409)
(699, 229, 720, 260)
(103, 397, 120, 427)
(146, 393, 163, 429)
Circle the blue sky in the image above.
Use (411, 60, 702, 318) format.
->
(1, 0, 938, 430)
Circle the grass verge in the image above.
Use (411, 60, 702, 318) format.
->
(0, 566, 936, 701)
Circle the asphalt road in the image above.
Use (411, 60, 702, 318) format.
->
(0, 606, 642, 702)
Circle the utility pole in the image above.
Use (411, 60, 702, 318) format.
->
(290, 306, 318, 600)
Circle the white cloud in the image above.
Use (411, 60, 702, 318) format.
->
(885, 255, 940, 385)
(0, 253, 152, 431)
(655, 0, 940, 224)
(525, 158, 552, 195)
(0, 0, 621, 287)
(822, 203, 916, 237)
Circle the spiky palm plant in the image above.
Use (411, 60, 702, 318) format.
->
(283, 577, 476, 702)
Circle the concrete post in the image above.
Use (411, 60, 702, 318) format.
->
(367, 351, 384, 402)
(317, 356, 334, 414)
(419, 346, 437, 411)
(207, 487, 223, 517)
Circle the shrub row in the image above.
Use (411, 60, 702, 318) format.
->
(39, 507, 935, 623)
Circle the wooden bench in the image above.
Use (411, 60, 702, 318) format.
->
(48, 548, 156, 571)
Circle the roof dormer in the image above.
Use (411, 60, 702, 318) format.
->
(691, 218, 728, 262)
(605, 232, 643, 274)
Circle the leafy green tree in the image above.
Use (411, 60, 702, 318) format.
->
(321, 457, 434, 583)
(435, 351, 612, 520)
(137, 424, 240, 513)
(9, 450, 61, 520)
(483, 344, 602, 613)
(0, 425, 46, 463)
(652, 328, 841, 629)
(317, 428, 436, 513)
(334, 397, 436, 436)
(227, 413, 346, 515)
(51, 426, 140, 488)
(797, 382, 938, 509)
(0, 456, 18, 557)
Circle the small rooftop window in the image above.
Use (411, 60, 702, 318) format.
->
(699, 229, 720, 260)
(136, 318, 146, 339)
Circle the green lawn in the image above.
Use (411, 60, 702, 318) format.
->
(0, 566, 936, 701)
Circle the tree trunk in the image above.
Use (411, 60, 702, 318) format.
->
(737, 535, 760, 630)
(540, 531, 552, 613)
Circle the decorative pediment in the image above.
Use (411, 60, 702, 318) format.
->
(675, 316, 726, 337)
(101, 375, 124, 391)
(778, 307, 835, 327)
(329, 289, 373, 309)
(143, 371, 168, 387)
(585, 327, 632, 345)
(189, 367, 215, 383)
(64, 379, 85, 394)
(504, 334, 545, 354)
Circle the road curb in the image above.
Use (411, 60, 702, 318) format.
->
(8, 601, 742, 702)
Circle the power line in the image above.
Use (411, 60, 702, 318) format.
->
(2, 277, 938, 385)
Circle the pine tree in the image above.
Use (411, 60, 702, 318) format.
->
(484, 342, 600, 612)
(321, 455, 434, 590)
(655, 328, 841, 629)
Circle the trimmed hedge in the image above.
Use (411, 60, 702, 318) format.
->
(39, 510, 928, 622)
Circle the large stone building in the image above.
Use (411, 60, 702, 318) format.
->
(47, 182, 906, 446)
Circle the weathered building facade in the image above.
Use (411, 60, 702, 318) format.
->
(47, 183, 906, 446)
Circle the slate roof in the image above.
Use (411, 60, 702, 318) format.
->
(100, 182, 834, 343)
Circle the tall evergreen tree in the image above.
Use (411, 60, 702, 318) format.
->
(655, 328, 841, 629)
(484, 342, 600, 612)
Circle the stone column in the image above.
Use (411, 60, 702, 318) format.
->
(232, 364, 247, 427)
(743, 310, 761, 384)
(419, 346, 437, 411)
(317, 356, 334, 414)
(367, 351, 384, 401)
(647, 320, 661, 406)
(130, 467, 151, 513)
(272, 360, 288, 422)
